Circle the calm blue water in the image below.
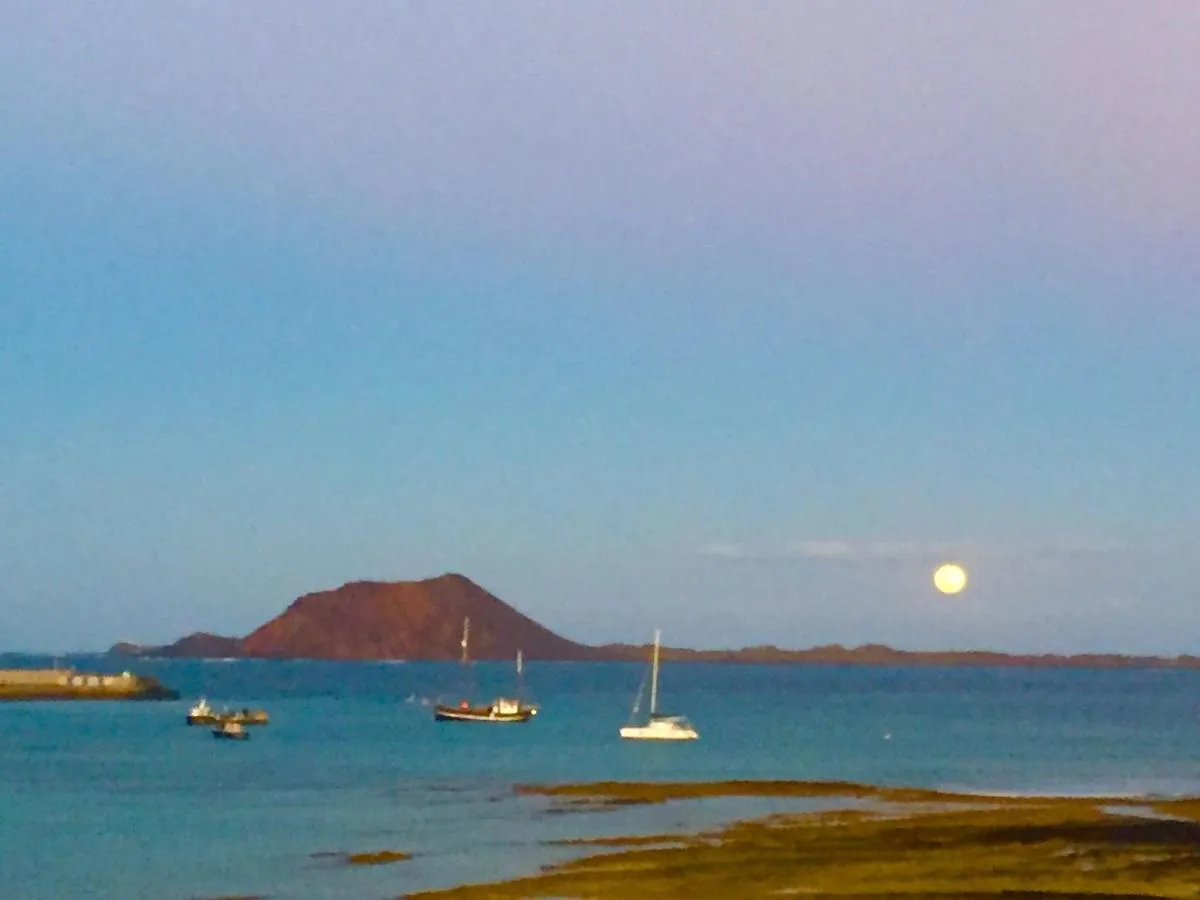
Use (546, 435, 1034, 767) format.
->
(2, 654, 1199, 899)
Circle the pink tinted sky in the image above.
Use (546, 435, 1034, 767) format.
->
(4, 2, 1198, 281)
(1, 3, 1198, 651)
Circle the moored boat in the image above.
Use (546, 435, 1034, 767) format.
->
(212, 721, 249, 741)
(186, 697, 218, 725)
(619, 629, 698, 740)
(432, 620, 538, 724)
(187, 698, 269, 726)
(619, 713, 698, 740)
(221, 707, 270, 726)
(433, 696, 536, 723)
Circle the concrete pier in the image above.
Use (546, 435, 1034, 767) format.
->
(0, 668, 179, 701)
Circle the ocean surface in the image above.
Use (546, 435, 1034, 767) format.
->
(2, 654, 1199, 900)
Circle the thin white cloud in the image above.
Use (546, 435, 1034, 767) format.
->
(701, 539, 1133, 564)
(786, 540, 963, 561)
(699, 542, 754, 560)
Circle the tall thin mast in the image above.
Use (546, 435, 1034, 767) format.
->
(460, 617, 470, 666)
(649, 628, 660, 716)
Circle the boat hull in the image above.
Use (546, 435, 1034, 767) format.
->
(620, 630, 698, 740)
(187, 711, 269, 726)
(225, 711, 269, 725)
(434, 705, 535, 723)
(619, 726, 698, 740)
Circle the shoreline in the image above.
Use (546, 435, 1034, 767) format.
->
(514, 778, 1177, 806)
(410, 779, 1200, 899)
(103, 649, 1200, 670)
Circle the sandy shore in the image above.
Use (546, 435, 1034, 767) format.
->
(409, 780, 1200, 899)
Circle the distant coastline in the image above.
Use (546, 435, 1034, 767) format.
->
(598, 643, 1200, 670)
(108, 639, 1200, 671)
(104, 573, 1200, 670)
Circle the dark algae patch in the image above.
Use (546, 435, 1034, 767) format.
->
(348, 850, 412, 866)
(314, 849, 412, 866)
(514, 778, 1105, 807)
(545, 833, 694, 849)
(413, 781, 1200, 898)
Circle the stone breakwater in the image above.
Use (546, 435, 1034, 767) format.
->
(0, 668, 179, 700)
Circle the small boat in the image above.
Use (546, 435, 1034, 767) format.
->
(619, 629, 698, 740)
(186, 697, 219, 725)
(220, 707, 270, 726)
(212, 721, 249, 740)
(433, 620, 538, 724)
(187, 697, 269, 726)
(434, 696, 536, 723)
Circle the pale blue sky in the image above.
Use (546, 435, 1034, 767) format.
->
(1, 3, 1197, 652)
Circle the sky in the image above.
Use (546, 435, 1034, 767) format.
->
(1, 2, 1198, 653)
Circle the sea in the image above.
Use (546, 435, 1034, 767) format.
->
(2, 653, 1199, 900)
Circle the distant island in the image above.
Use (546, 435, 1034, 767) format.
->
(114, 574, 606, 662)
(110, 573, 1200, 670)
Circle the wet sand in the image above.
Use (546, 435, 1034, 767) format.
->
(410, 780, 1200, 899)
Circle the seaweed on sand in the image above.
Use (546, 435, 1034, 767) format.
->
(411, 782, 1200, 899)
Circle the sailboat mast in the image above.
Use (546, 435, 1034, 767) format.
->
(650, 628, 660, 716)
(461, 617, 470, 666)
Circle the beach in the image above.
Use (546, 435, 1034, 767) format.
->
(414, 780, 1200, 898)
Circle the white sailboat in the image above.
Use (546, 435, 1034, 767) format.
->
(619, 629, 698, 740)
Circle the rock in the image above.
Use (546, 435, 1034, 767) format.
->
(313, 849, 412, 866)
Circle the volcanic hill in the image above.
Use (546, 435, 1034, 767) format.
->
(122, 573, 607, 661)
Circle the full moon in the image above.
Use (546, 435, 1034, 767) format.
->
(933, 563, 968, 595)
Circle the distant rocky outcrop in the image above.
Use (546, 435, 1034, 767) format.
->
(112, 632, 243, 659)
(108, 573, 1200, 669)
(108, 641, 147, 656)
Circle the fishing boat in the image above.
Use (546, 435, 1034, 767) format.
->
(186, 697, 268, 726)
(619, 629, 698, 740)
(433, 619, 538, 723)
(221, 707, 270, 726)
(186, 697, 219, 725)
(212, 721, 249, 741)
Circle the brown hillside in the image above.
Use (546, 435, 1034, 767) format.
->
(236, 573, 601, 660)
(162, 632, 244, 658)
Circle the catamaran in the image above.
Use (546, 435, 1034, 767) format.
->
(433, 618, 538, 723)
(619, 628, 698, 740)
